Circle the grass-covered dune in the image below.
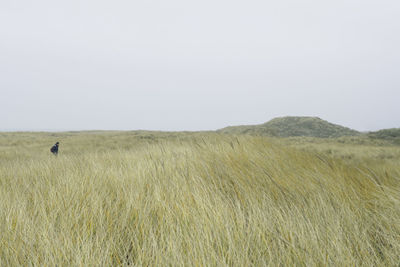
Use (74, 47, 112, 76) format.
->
(368, 128, 400, 145)
(0, 132, 399, 265)
(218, 116, 361, 138)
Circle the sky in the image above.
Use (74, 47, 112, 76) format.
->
(1, 0, 399, 132)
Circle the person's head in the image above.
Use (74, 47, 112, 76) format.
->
(56, 142, 59, 145)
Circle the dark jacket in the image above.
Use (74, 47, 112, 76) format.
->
(50, 143, 59, 155)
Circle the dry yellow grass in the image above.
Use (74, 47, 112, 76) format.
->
(0, 132, 399, 266)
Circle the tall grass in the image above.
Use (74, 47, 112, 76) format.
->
(0, 132, 399, 265)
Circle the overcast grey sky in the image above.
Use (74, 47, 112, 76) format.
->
(1, 0, 399, 131)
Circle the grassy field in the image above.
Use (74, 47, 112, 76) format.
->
(0, 132, 399, 266)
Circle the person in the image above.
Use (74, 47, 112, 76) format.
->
(50, 142, 59, 155)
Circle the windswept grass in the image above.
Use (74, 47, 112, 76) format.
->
(0, 132, 399, 265)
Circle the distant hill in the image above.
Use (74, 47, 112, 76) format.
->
(218, 116, 361, 138)
(367, 128, 400, 145)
